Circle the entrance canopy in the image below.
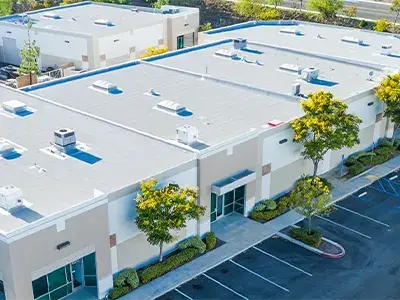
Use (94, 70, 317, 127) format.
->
(211, 169, 255, 196)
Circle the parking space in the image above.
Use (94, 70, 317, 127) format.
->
(157, 171, 400, 300)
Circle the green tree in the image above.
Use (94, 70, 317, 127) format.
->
(307, 0, 343, 18)
(344, 6, 357, 18)
(291, 91, 362, 179)
(44, 0, 56, 8)
(18, 21, 40, 84)
(11, 0, 34, 13)
(0, 0, 11, 16)
(199, 22, 212, 32)
(152, 0, 168, 8)
(376, 73, 400, 144)
(285, 176, 333, 233)
(390, 0, 400, 25)
(268, 0, 283, 9)
(61, 0, 82, 5)
(135, 179, 205, 262)
(234, 0, 266, 18)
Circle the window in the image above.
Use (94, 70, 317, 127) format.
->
(210, 185, 246, 223)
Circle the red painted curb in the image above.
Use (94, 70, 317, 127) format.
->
(321, 246, 346, 259)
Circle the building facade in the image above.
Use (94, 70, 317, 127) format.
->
(0, 20, 397, 300)
(0, 1, 199, 71)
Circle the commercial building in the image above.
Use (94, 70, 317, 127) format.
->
(0, 20, 397, 300)
(0, 1, 199, 71)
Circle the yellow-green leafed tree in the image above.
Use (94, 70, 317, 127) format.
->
(135, 179, 205, 262)
(291, 91, 362, 179)
(139, 45, 168, 59)
(376, 74, 400, 144)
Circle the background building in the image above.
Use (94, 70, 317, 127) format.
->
(0, 20, 397, 300)
(0, 1, 199, 71)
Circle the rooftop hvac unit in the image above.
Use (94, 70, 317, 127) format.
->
(215, 49, 237, 58)
(301, 67, 319, 82)
(54, 128, 76, 152)
(233, 38, 247, 50)
(0, 186, 23, 211)
(292, 83, 301, 96)
(341, 36, 363, 45)
(280, 27, 301, 35)
(1, 100, 27, 113)
(92, 80, 118, 92)
(176, 125, 198, 145)
(0, 142, 15, 157)
(94, 19, 113, 26)
(279, 63, 303, 74)
(381, 44, 392, 56)
(157, 100, 186, 113)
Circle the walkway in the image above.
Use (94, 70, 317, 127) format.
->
(121, 154, 400, 300)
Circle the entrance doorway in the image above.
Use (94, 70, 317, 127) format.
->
(177, 35, 184, 49)
(210, 185, 246, 223)
(72, 260, 84, 289)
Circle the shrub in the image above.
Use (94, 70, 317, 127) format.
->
(358, 153, 376, 166)
(358, 19, 367, 28)
(288, 227, 322, 247)
(178, 236, 206, 254)
(374, 19, 390, 32)
(256, 9, 281, 20)
(140, 248, 197, 284)
(249, 209, 280, 222)
(113, 268, 139, 290)
(205, 232, 217, 251)
(344, 156, 357, 167)
(263, 199, 277, 211)
(372, 153, 388, 165)
(348, 161, 364, 176)
(295, 176, 332, 194)
(254, 203, 266, 212)
(108, 286, 129, 300)
(378, 138, 394, 148)
(277, 196, 292, 210)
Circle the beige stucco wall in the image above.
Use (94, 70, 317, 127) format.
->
(116, 228, 186, 270)
(0, 240, 13, 299)
(5, 204, 112, 300)
(198, 137, 260, 226)
(166, 11, 199, 50)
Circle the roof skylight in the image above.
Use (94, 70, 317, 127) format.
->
(279, 63, 303, 74)
(341, 36, 363, 45)
(215, 49, 238, 58)
(280, 27, 302, 35)
(157, 100, 185, 113)
(91, 80, 122, 94)
(94, 19, 114, 26)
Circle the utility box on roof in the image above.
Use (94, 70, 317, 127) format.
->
(0, 185, 23, 211)
(301, 67, 319, 82)
(233, 38, 247, 50)
(54, 128, 76, 152)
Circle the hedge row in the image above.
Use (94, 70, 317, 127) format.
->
(345, 139, 399, 177)
(289, 227, 322, 248)
(249, 199, 288, 222)
(178, 236, 206, 254)
(140, 248, 198, 284)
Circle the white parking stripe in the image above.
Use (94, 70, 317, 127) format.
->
(334, 204, 390, 227)
(175, 288, 193, 300)
(316, 215, 372, 239)
(202, 273, 249, 300)
(252, 246, 313, 277)
(390, 175, 398, 181)
(358, 192, 368, 198)
(229, 259, 290, 292)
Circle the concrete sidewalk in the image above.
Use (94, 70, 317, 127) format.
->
(121, 155, 400, 300)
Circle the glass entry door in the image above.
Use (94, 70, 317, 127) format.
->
(71, 260, 84, 290)
(210, 185, 246, 223)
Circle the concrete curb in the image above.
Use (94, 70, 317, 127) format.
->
(278, 226, 346, 259)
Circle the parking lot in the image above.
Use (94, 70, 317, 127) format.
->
(157, 170, 400, 300)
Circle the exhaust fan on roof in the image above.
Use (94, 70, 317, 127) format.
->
(0, 185, 23, 212)
(381, 44, 392, 56)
